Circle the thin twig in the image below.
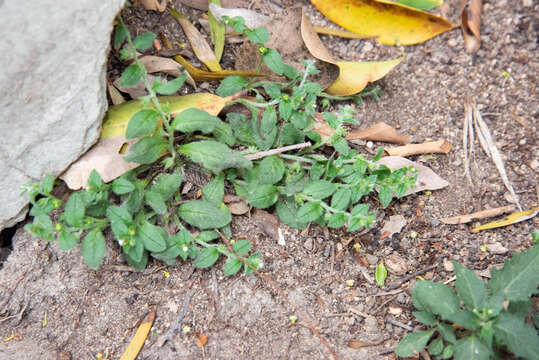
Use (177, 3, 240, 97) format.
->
(386, 317, 413, 331)
(215, 229, 339, 360)
(157, 289, 196, 347)
(373, 289, 403, 297)
(244, 142, 312, 160)
(385, 265, 438, 290)
(372, 295, 398, 315)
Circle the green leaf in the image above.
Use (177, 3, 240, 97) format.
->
(113, 23, 128, 48)
(64, 192, 86, 227)
(297, 202, 324, 223)
(194, 247, 219, 268)
(327, 213, 347, 228)
(213, 121, 236, 146)
(202, 173, 225, 206)
(276, 197, 308, 229)
(428, 337, 444, 356)
(244, 251, 261, 274)
(112, 178, 135, 195)
(125, 250, 148, 271)
(257, 156, 285, 185)
(144, 190, 167, 214)
(395, 329, 435, 357)
(375, 262, 387, 287)
(195, 230, 220, 243)
(453, 335, 490, 360)
(262, 48, 284, 75)
(246, 185, 279, 209)
(252, 107, 277, 150)
(330, 188, 351, 210)
(224, 257, 242, 275)
(120, 63, 144, 87)
(126, 237, 144, 262)
(178, 141, 251, 173)
(87, 169, 104, 190)
(493, 312, 539, 359)
(453, 261, 487, 311)
(106, 205, 132, 225)
(378, 185, 393, 208)
(233, 239, 251, 256)
(81, 229, 106, 270)
(412, 281, 459, 320)
(280, 123, 304, 145)
(228, 112, 253, 145)
(124, 136, 168, 164)
(396, 0, 443, 11)
(246, 27, 269, 44)
(133, 31, 156, 50)
(171, 108, 222, 133)
(178, 200, 231, 229)
(126, 109, 159, 139)
(216, 76, 248, 97)
(488, 245, 539, 302)
(152, 173, 183, 200)
(154, 73, 186, 95)
(58, 230, 78, 250)
(412, 311, 437, 326)
(445, 310, 480, 330)
(437, 322, 457, 344)
(440, 344, 454, 359)
(41, 174, 55, 194)
(136, 221, 167, 252)
(302, 180, 337, 200)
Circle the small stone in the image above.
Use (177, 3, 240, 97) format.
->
(529, 159, 539, 172)
(303, 238, 314, 251)
(366, 141, 374, 149)
(385, 253, 409, 275)
(323, 245, 331, 258)
(396, 293, 406, 304)
(430, 218, 441, 227)
(487, 243, 508, 255)
(365, 254, 378, 265)
(447, 38, 458, 48)
(362, 42, 374, 53)
(519, 138, 527, 145)
(443, 258, 454, 272)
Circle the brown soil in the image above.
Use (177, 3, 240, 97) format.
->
(1, 0, 537, 359)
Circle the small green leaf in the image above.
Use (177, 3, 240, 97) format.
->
(453, 261, 487, 311)
(395, 329, 435, 357)
(152, 173, 183, 200)
(58, 230, 78, 250)
(327, 212, 347, 228)
(112, 178, 135, 195)
(330, 188, 351, 210)
(252, 106, 277, 150)
(213, 121, 236, 146)
(144, 190, 167, 214)
(126, 109, 159, 139)
(262, 48, 284, 75)
(106, 205, 132, 225)
(216, 76, 248, 97)
(280, 123, 304, 145)
(246, 27, 269, 44)
(202, 173, 225, 206)
(302, 180, 337, 200)
(120, 63, 144, 87)
(133, 31, 156, 50)
(297, 202, 324, 223)
(493, 312, 539, 359)
(257, 156, 285, 185)
(453, 335, 490, 360)
(64, 192, 86, 227)
(396, 0, 443, 11)
(244, 251, 261, 274)
(81, 229, 106, 269)
(440, 344, 454, 359)
(224, 257, 242, 275)
(87, 170, 104, 189)
(113, 23, 128, 48)
(178, 141, 251, 173)
(437, 322, 457, 344)
(136, 221, 167, 252)
(194, 247, 219, 268)
(178, 200, 231, 229)
(428, 337, 444, 356)
(412, 280, 459, 320)
(233, 239, 251, 256)
(171, 108, 221, 133)
(378, 185, 393, 208)
(412, 311, 437, 326)
(125, 250, 148, 271)
(375, 262, 387, 287)
(124, 136, 168, 164)
(41, 174, 55, 194)
(154, 73, 186, 95)
(276, 197, 308, 229)
(246, 185, 279, 209)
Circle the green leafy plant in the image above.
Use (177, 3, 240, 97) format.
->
(22, 14, 416, 271)
(395, 245, 539, 360)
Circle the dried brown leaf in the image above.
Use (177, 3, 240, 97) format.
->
(461, 0, 482, 53)
(384, 140, 451, 157)
(380, 215, 407, 239)
(140, 0, 167, 12)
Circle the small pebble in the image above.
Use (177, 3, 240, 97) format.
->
(443, 258, 454, 272)
(447, 38, 458, 48)
(365, 254, 378, 265)
(487, 243, 509, 255)
(519, 138, 526, 145)
(430, 218, 441, 227)
(323, 245, 331, 258)
(362, 42, 374, 53)
(303, 238, 314, 251)
(366, 141, 374, 149)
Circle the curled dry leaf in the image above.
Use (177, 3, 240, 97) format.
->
(208, 1, 225, 62)
(385, 253, 409, 275)
(347, 338, 381, 349)
(440, 204, 516, 225)
(196, 333, 208, 347)
(384, 139, 451, 157)
(140, 0, 167, 12)
(252, 209, 280, 241)
(376, 156, 450, 196)
(461, 0, 482, 53)
(380, 215, 407, 239)
(310, 0, 455, 45)
(107, 80, 126, 105)
(139, 55, 196, 88)
(209, 3, 270, 29)
(224, 194, 250, 215)
(471, 206, 539, 233)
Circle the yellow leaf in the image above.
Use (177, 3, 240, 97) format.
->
(209, 0, 226, 62)
(471, 206, 539, 233)
(396, 0, 443, 11)
(120, 309, 155, 360)
(310, 0, 455, 45)
(314, 26, 374, 39)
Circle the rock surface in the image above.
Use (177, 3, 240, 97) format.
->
(0, 0, 125, 230)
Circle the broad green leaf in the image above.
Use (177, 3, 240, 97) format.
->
(246, 185, 279, 209)
(276, 197, 308, 229)
(216, 76, 248, 97)
(136, 221, 167, 252)
(437, 322, 457, 344)
(106, 205, 132, 225)
(112, 178, 135, 195)
(178, 141, 251, 173)
(178, 200, 231, 229)
(144, 190, 167, 214)
(120, 63, 144, 87)
(395, 329, 435, 357)
(133, 32, 156, 50)
(227, 112, 253, 146)
(327, 213, 347, 228)
(412, 281, 459, 319)
(194, 247, 219, 268)
(252, 107, 278, 150)
(124, 136, 168, 164)
(171, 108, 222, 133)
(213, 121, 235, 146)
(440, 344, 454, 359)
(126, 109, 159, 139)
(375, 262, 387, 287)
(428, 337, 444, 356)
(58, 230, 78, 250)
(453, 335, 490, 360)
(151, 244, 181, 264)
(152, 173, 183, 200)
(246, 27, 269, 44)
(262, 48, 284, 75)
(81, 229, 106, 269)
(397, 0, 443, 11)
(154, 73, 187, 95)
(87, 169, 104, 189)
(202, 173, 225, 206)
(63, 192, 85, 227)
(445, 310, 480, 331)
(224, 257, 242, 275)
(126, 237, 144, 263)
(412, 311, 437, 326)
(378, 185, 393, 208)
(195, 230, 220, 243)
(302, 180, 337, 200)
(232, 239, 251, 256)
(125, 250, 148, 271)
(488, 245, 539, 302)
(280, 123, 304, 145)
(493, 312, 539, 359)
(257, 156, 285, 185)
(453, 261, 487, 311)
(297, 202, 324, 223)
(330, 188, 351, 210)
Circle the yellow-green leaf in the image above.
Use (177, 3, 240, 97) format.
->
(471, 207, 539, 233)
(396, 0, 443, 11)
(310, 0, 455, 45)
(209, 0, 225, 62)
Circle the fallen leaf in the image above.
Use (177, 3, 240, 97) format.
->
(348, 122, 409, 144)
(396, 0, 443, 10)
(461, 0, 482, 53)
(169, 7, 222, 72)
(376, 156, 450, 196)
(471, 206, 539, 233)
(385, 139, 451, 157)
(313, 26, 374, 39)
(224, 194, 250, 215)
(385, 253, 409, 275)
(119, 309, 155, 360)
(178, 0, 248, 11)
(196, 333, 208, 347)
(380, 215, 407, 239)
(140, 0, 167, 12)
(440, 205, 516, 225)
(252, 209, 280, 240)
(209, 3, 270, 29)
(209, 1, 226, 62)
(139, 55, 197, 88)
(113, 75, 154, 99)
(347, 338, 380, 349)
(310, 0, 455, 45)
(107, 80, 126, 105)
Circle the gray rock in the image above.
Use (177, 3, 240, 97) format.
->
(0, 0, 125, 230)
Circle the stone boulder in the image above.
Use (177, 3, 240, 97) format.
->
(0, 0, 125, 230)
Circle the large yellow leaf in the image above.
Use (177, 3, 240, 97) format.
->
(310, 0, 455, 45)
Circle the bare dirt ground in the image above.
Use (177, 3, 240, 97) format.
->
(1, 0, 537, 359)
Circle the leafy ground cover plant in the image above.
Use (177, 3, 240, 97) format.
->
(22, 14, 416, 271)
(395, 243, 539, 360)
